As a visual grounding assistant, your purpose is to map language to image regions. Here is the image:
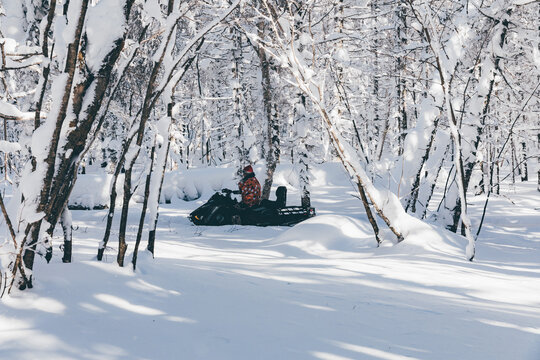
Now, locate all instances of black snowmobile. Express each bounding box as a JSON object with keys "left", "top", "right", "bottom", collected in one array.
[{"left": 189, "top": 186, "right": 315, "bottom": 226}]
